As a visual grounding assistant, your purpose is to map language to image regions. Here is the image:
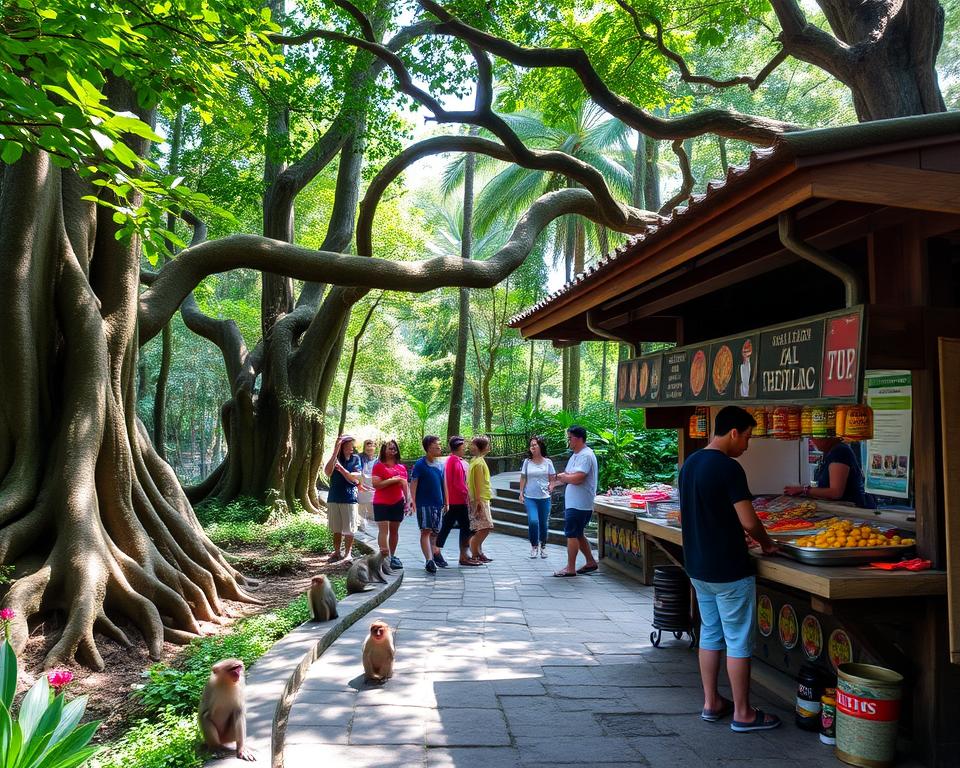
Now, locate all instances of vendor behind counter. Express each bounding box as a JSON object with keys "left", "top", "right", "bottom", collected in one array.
[{"left": 784, "top": 437, "right": 876, "bottom": 509}]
